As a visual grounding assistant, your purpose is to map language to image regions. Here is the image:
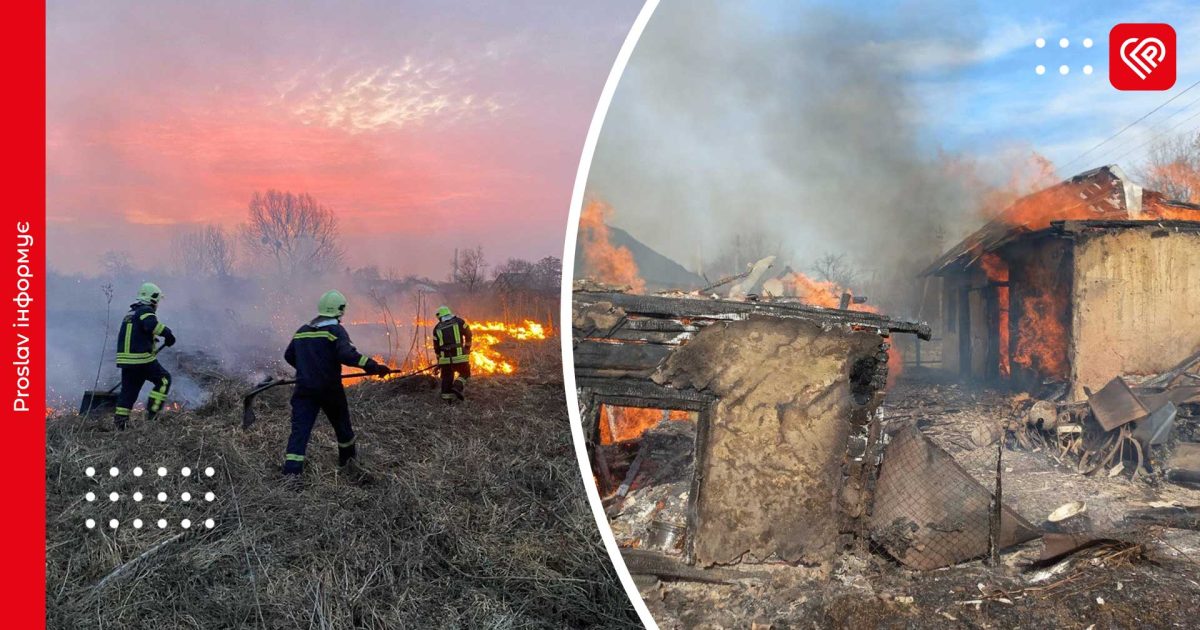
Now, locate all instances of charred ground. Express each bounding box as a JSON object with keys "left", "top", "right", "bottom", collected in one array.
[{"left": 45, "top": 349, "right": 639, "bottom": 629}]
